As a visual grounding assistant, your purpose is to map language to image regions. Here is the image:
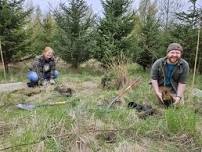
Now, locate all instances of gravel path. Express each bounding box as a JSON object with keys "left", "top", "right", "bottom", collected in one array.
[{"left": 0, "top": 82, "right": 27, "bottom": 93}]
